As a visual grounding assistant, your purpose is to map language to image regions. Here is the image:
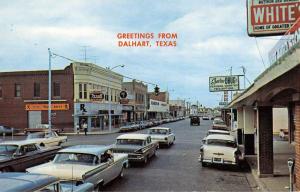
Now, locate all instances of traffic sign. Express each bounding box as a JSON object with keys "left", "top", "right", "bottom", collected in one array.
[{"left": 120, "top": 91, "right": 127, "bottom": 99}]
